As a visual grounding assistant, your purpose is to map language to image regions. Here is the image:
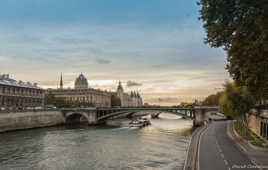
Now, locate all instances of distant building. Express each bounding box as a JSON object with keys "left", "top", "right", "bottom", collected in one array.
[
  {"left": 0, "top": 74, "right": 44, "bottom": 109},
  {"left": 46, "top": 74, "right": 143, "bottom": 108},
  {"left": 46, "top": 73, "right": 111, "bottom": 107},
  {"left": 116, "top": 81, "right": 143, "bottom": 107}
]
